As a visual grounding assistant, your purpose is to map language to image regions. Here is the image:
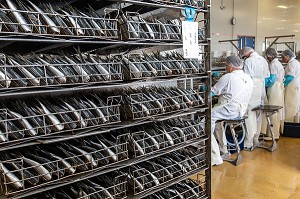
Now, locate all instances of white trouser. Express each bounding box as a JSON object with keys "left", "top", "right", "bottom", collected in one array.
[
  {"left": 214, "top": 122, "right": 227, "bottom": 154},
  {"left": 211, "top": 106, "right": 240, "bottom": 165},
  {"left": 244, "top": 109, "right": 262, "bottom": 148},
  {"left": 244, "top": 78, "right": 264, "bottom": 148}
]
